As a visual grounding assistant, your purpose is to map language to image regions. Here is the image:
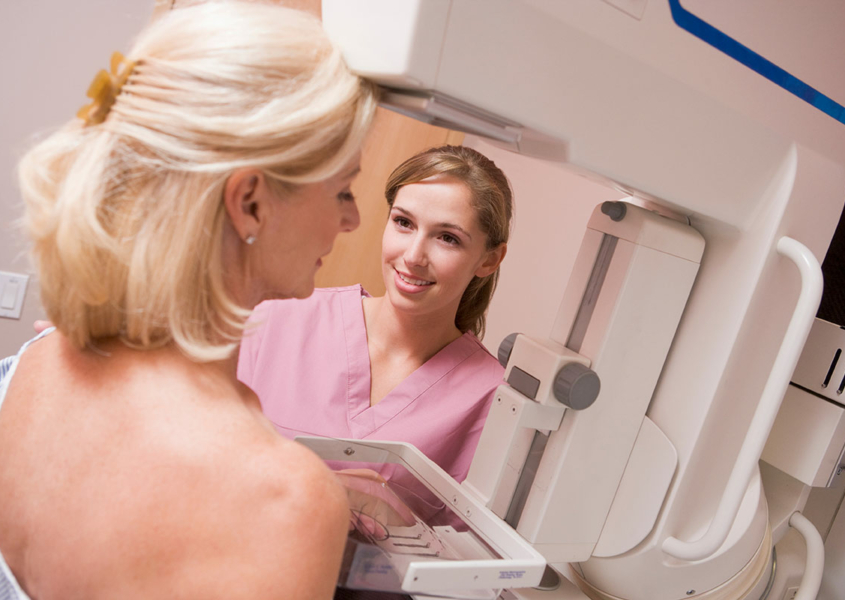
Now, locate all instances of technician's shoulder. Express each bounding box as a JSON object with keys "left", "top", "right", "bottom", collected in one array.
[
  {"left": 464, "top": 333, "right": 506, "bottom": 378},
  {"left": 438, "top": 333, "right": 505, "bottom": 406},
  {"left": 314, "top": 284, "right": 370, "bottom": 305}
]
